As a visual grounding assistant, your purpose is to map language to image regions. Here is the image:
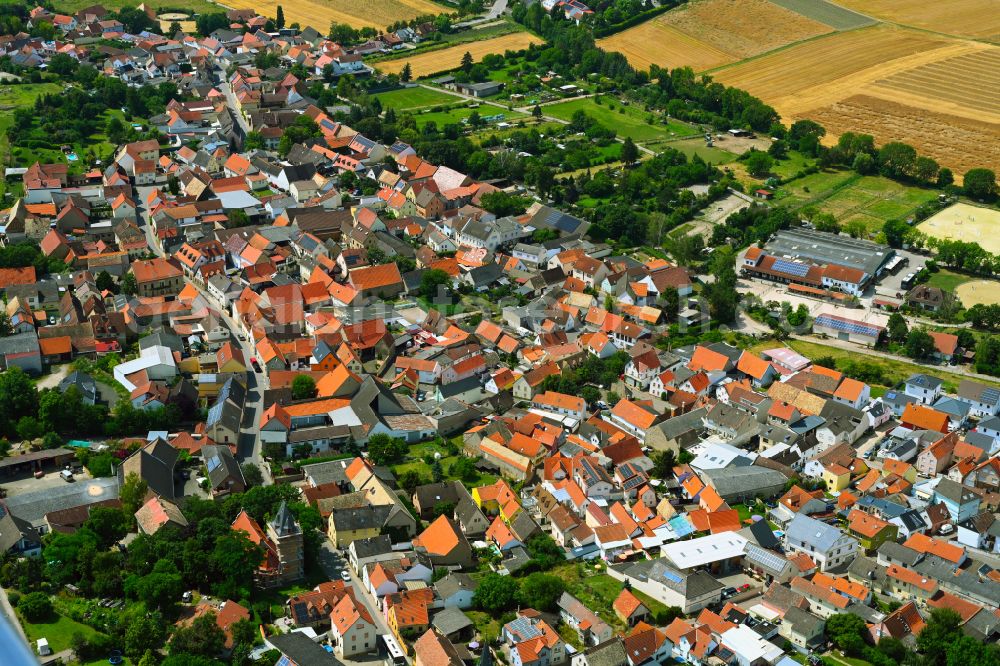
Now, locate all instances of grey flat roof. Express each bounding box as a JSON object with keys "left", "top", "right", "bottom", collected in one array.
[{"left": 764, "top": 228, "right": 893, "bottom": 276}]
